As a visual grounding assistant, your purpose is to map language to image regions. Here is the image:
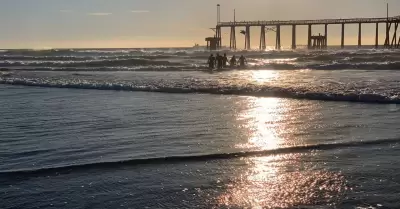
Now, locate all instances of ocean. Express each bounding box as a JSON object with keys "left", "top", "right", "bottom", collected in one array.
[{"left": 1, "top": 47, "right": 400, "bottom": 209}]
